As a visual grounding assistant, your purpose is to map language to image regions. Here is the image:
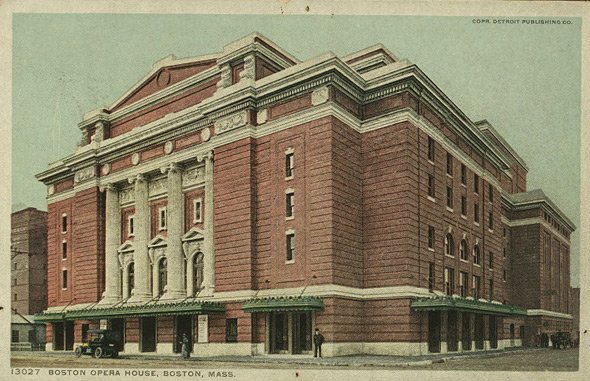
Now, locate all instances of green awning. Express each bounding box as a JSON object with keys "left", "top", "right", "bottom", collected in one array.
[
  {"left": 34, "top": 300, "right": 225, "bottom": 322},
  {"left": 242, "top": 296, "right": 324, "bottom": 313},
  {"left": 411, "top": 296, "right": 527, "bottom": 316}
]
